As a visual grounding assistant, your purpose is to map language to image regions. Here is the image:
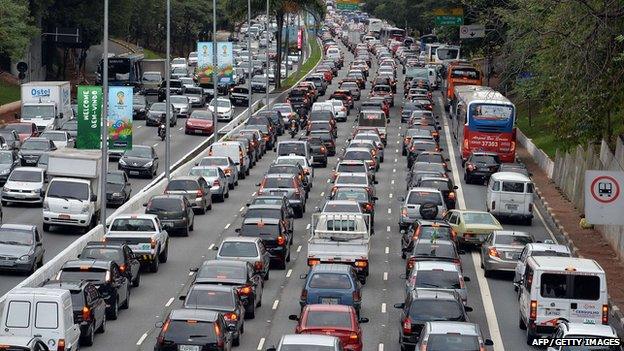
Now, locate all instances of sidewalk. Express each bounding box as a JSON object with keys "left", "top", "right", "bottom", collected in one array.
[{"left": 516, "top": 145, "right": 624, "bottom": 310}]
